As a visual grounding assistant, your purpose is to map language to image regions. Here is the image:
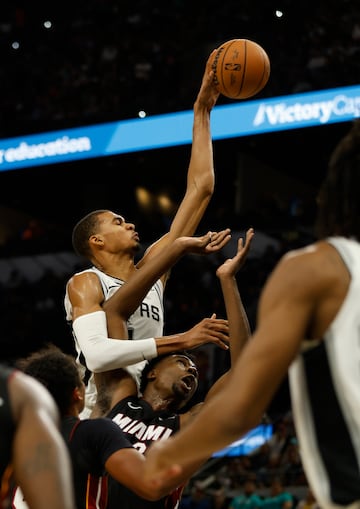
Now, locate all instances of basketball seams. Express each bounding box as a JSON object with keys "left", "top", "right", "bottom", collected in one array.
[
  {"left": 248, "top": 48, "right": 268, "bottom": 98},
  {"left": 258, "top": 48, "right": 270, "bottom": 94},
  {"left": 220, "top": 40, "right": 236, "bottom": 97},
  {"left": 221, "top": 39, "right": 246, "bottom": 99},
  {"left": 238, "top": 40, "right": 247, "bottom": 98},
  {"left": 211, "top": 38, "right": 270, "bottom": 100}
]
